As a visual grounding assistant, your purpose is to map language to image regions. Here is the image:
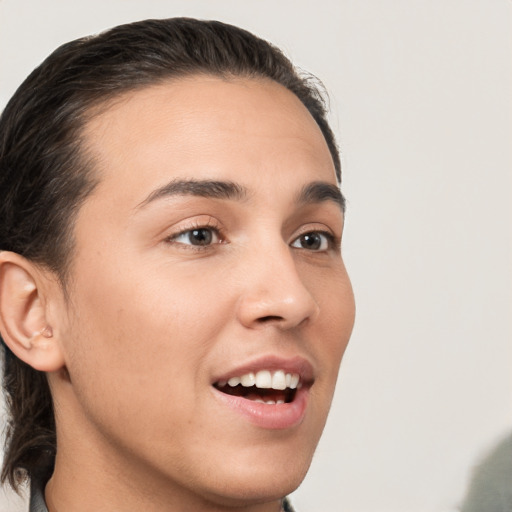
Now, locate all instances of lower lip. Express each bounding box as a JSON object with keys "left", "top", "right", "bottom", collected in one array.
[{"left": 211, "top": 386, "right": 310, "bottom": 430}]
